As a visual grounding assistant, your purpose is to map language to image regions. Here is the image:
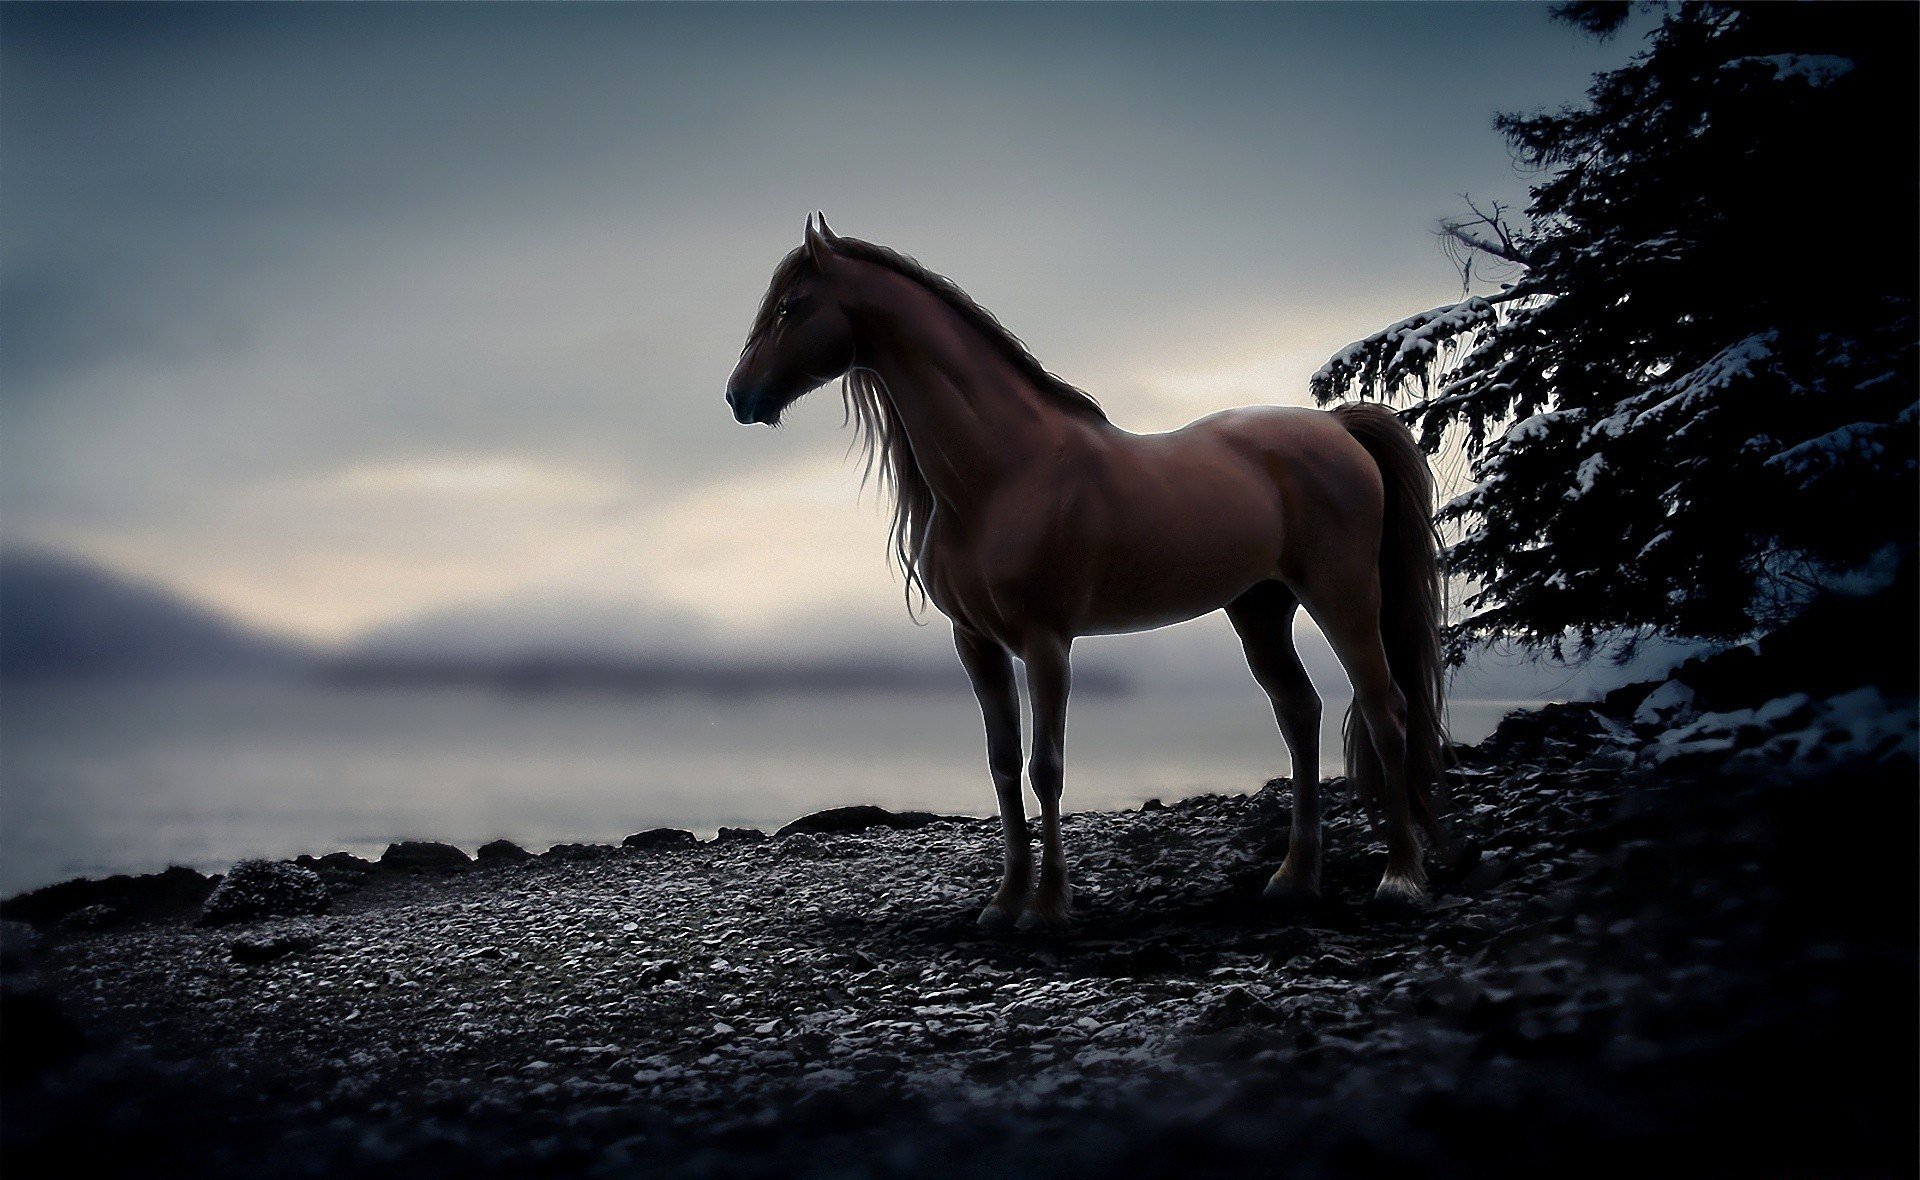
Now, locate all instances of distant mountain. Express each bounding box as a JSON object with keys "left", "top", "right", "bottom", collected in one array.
[
  {"left": 343, "top": 586, "right": 1694, "bottom": 702},
  {"left": 0, "top": 547, "right": 1689, "bottom": 697},
  {"left": 0, "top": 549, "right": 312, "bottom": 680},
  {"left": 345, "top": 592, "right": 715, "bottom": 664},
  {"left": 319, "top": 653, "right": 1130, "bottom": 697},
  {"left": 337, "top": 590, "right": 1132, "bottom": 696}
]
